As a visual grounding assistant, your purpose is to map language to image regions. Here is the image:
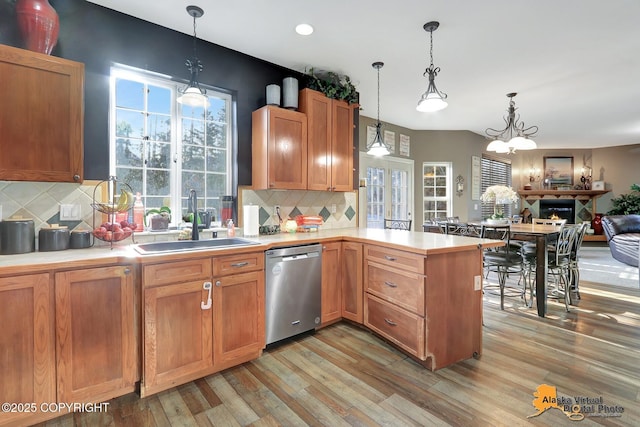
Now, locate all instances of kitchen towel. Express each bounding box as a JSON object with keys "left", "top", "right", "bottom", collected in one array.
[{"left": 243, "top": 205, "right": 259, "bottom": 237}]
